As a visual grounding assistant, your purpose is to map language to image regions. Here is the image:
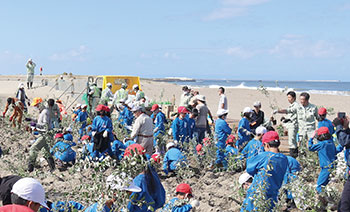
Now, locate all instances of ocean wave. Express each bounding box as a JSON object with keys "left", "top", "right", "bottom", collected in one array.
[
  {"left": 307, "top": 90, "right": 350, "bottom": 96},
  {"left": 207, "top": 82, "right": 288, "bottom": 92}
]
